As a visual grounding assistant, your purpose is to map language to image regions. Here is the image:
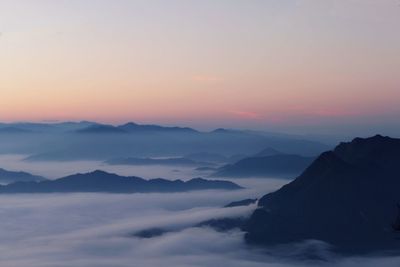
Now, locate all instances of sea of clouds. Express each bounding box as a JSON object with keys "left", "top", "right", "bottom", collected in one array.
[{"left": 0, "top": 177, "right": 399, "bottom": 267}]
